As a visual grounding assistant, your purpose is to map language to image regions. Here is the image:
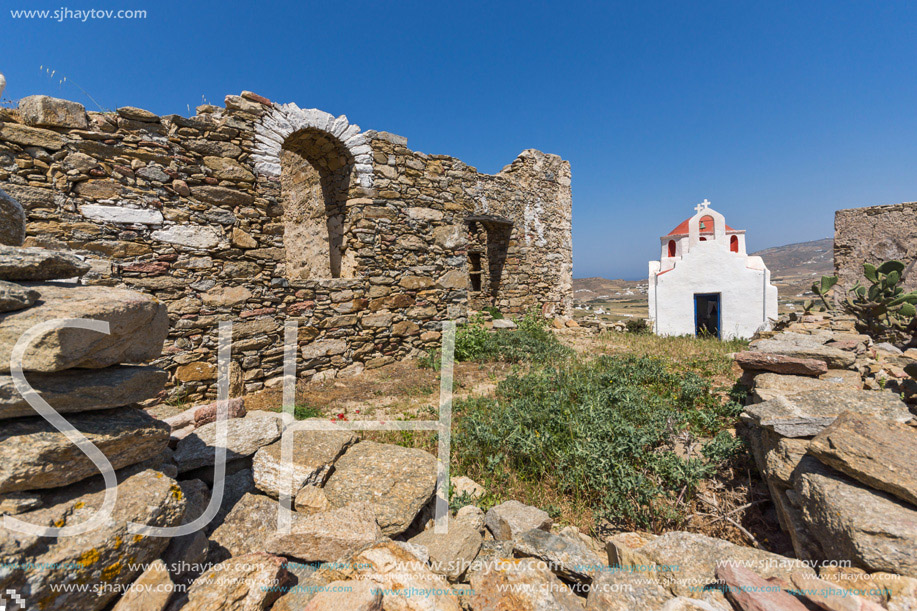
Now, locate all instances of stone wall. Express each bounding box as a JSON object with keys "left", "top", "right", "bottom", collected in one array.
[
  {"left": 0, "top": 92, "right": 572, "bottom": 401},
  {"left": 835, "top": 201, "right": 917, "bottom": 292}
]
